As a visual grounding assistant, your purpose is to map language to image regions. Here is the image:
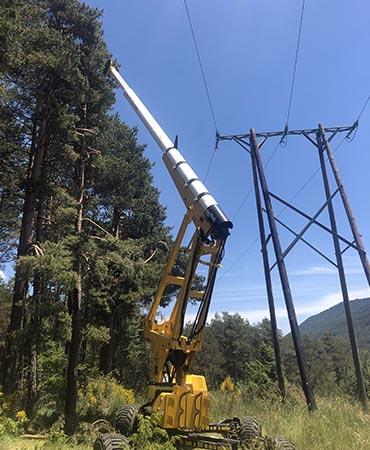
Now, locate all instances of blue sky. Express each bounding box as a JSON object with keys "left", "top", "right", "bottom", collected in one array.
[{"left": 6, "top": 0, "right": 368, "bottom": 333}]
